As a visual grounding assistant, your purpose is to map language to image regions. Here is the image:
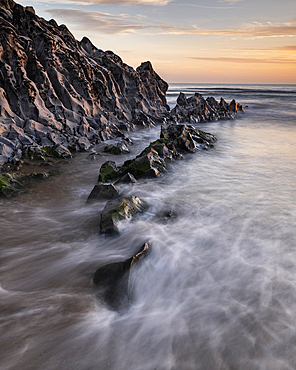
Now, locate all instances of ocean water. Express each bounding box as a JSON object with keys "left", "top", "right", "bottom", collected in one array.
[{"left": 1, "top": 84, "right": 296, "bottom": 369}]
